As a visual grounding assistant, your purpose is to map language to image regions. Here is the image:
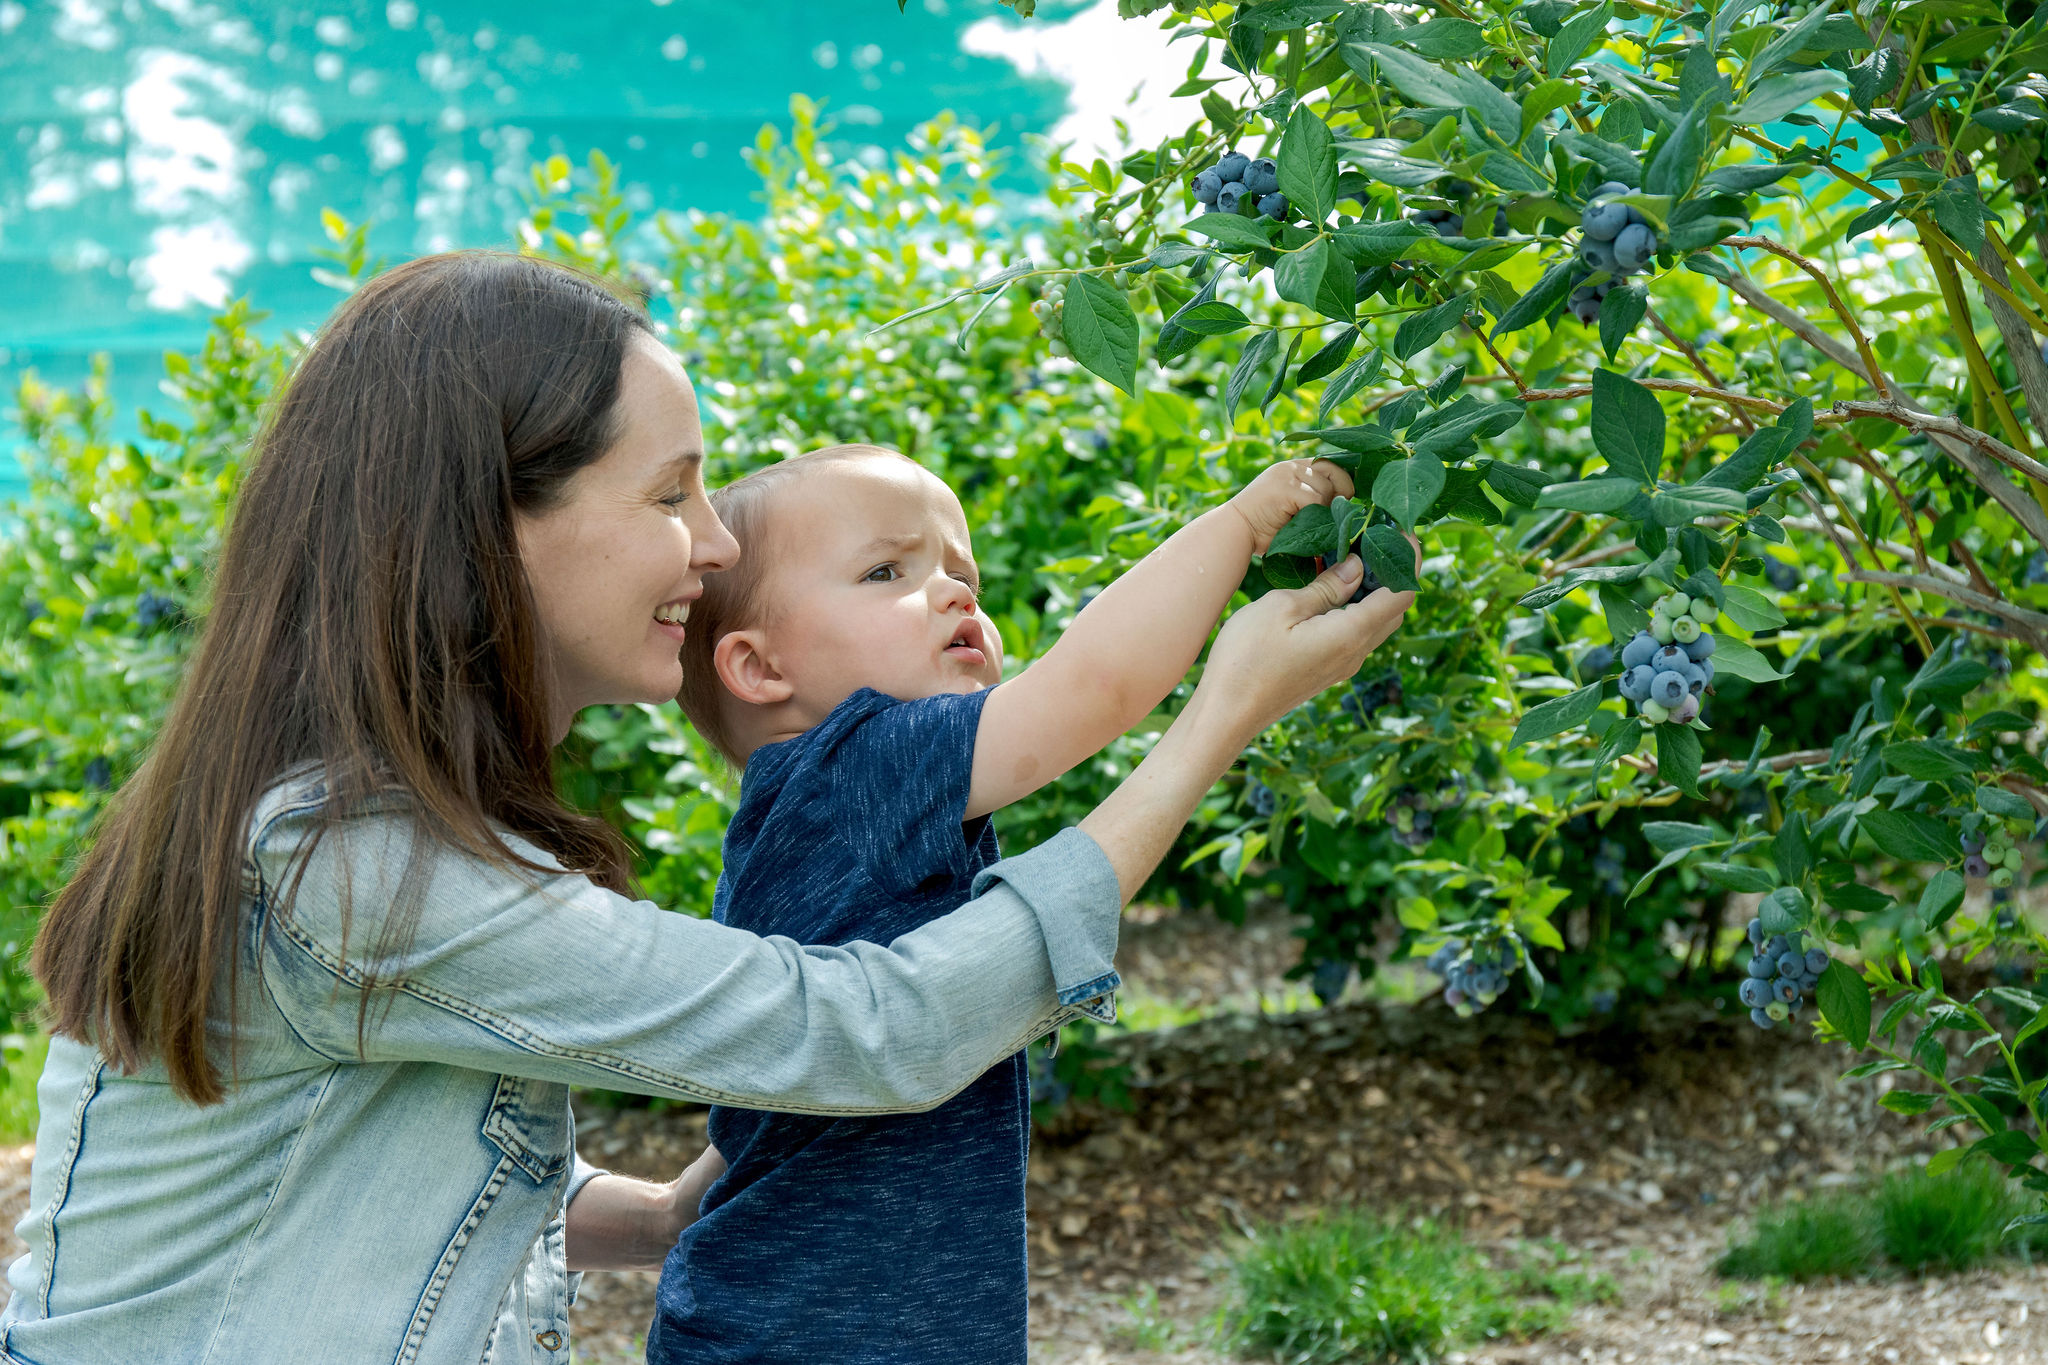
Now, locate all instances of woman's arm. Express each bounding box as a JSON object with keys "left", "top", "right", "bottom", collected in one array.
[
  {"left": 564, "top": 1145, "right": 725, "bottom": 1272},
  {"left": 252, "top": 557, "right": 1409, "bottom": 1118}
]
